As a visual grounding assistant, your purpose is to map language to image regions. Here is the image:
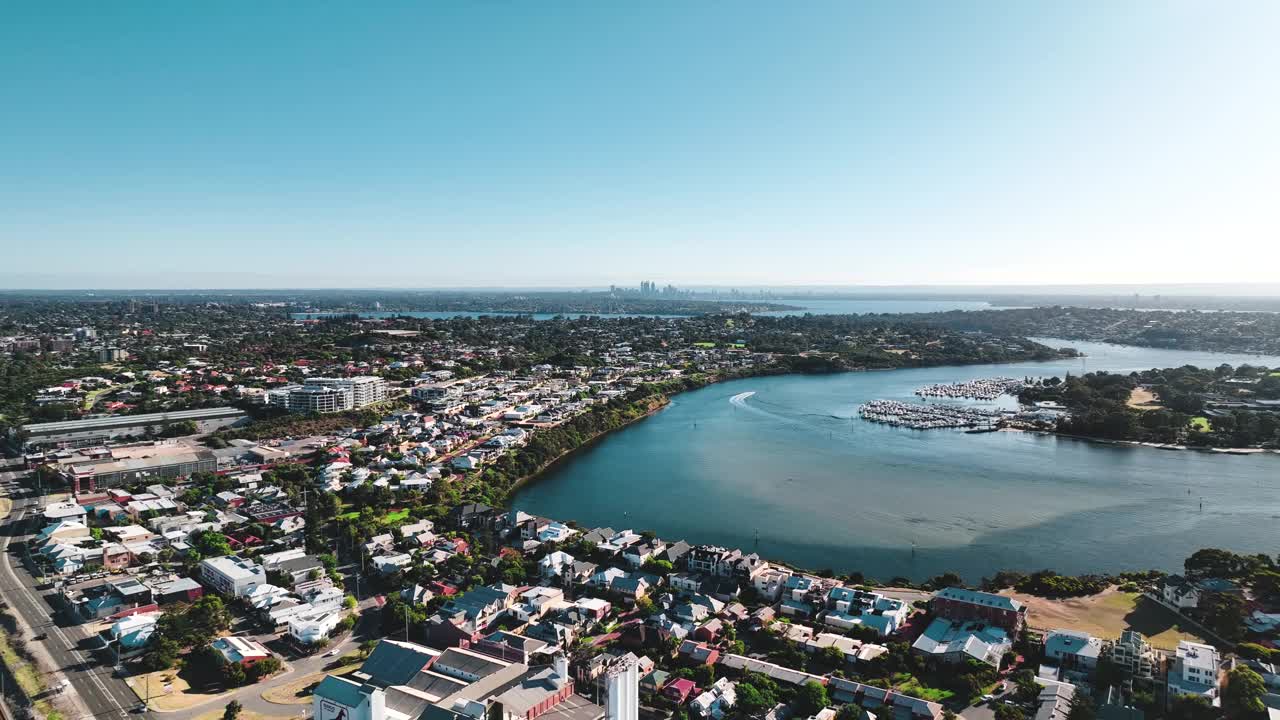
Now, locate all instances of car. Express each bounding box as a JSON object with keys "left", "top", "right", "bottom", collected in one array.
[
  {"left": 32, "top": 633, "right": 48, "bottom": 641},
  {"left": 324, "top": 648, "right": 340, "bottom": 657},
  {"left": 979, "top": 695, "right": 995, "bottom": 704}
]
